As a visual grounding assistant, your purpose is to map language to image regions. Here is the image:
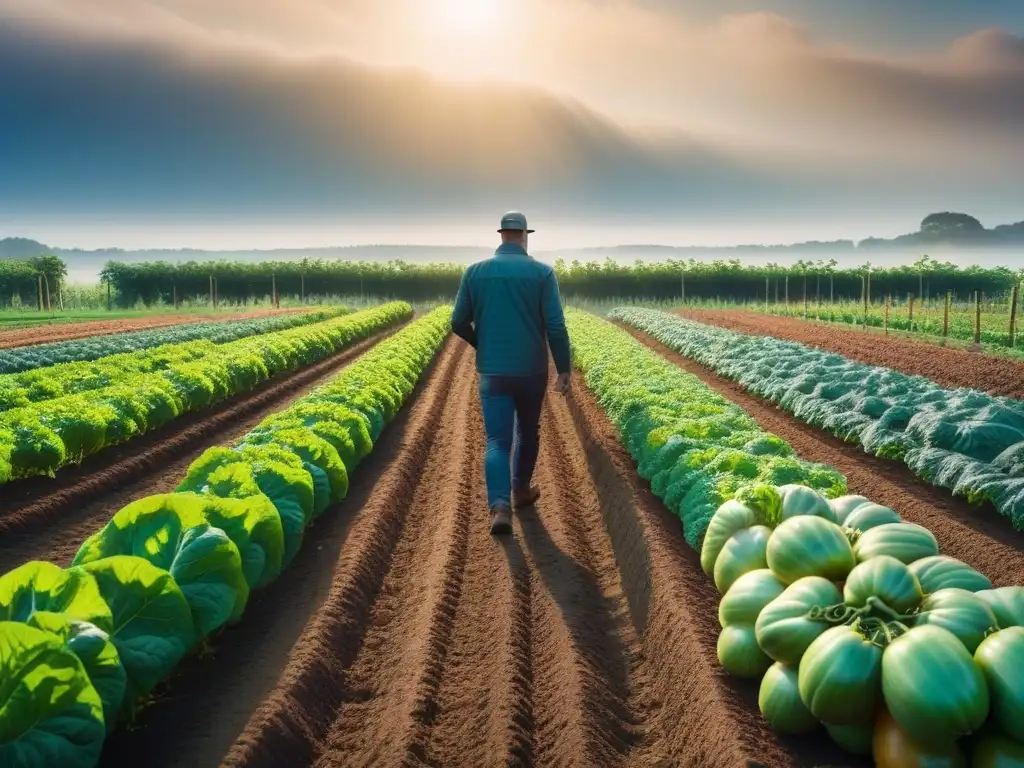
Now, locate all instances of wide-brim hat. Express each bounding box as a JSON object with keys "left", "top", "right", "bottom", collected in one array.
[{"left": 498, "top": 211, "right": 535, "bottom": 233}]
